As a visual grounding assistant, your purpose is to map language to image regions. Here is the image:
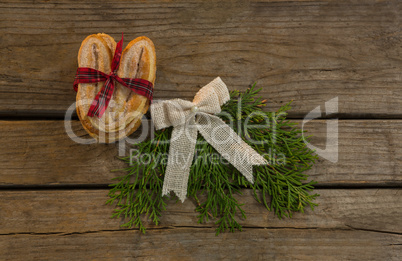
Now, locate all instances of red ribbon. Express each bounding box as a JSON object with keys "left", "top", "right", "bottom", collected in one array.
[{"left": 73, "top": 33, "right": 153, "bottom": 118}]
